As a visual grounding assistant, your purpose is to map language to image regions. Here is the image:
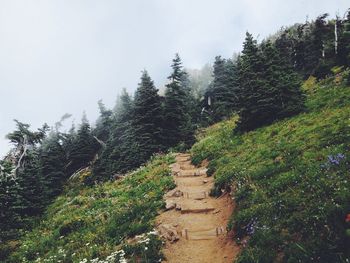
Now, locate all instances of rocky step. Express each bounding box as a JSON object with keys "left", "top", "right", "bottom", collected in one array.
[
  {"left": 176, "top": 153, "right": 191, "bottom": 157},
  {"left": 175, "top": 179, "right": 213, "bottom": 187},
  {"left": 181, "top": 226, "right": 226, "bottom": 240},
  {"left": 178, "top": 169, "right": 208, "bottom": 177},
  {"left": 165, "top": 189, "right": 209, "bottom": 200},
  {"left": 182, "top": 191, "right": 209, "bottom": 200},
  {"left": 180, "top": 164, "right": 196, "bottom": 170},
  {"left": 180, "top": 203, "right": 215, "bottom": 214},
  {"left": 176, "top": 155, "right": 191, "bottom": 161}
]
